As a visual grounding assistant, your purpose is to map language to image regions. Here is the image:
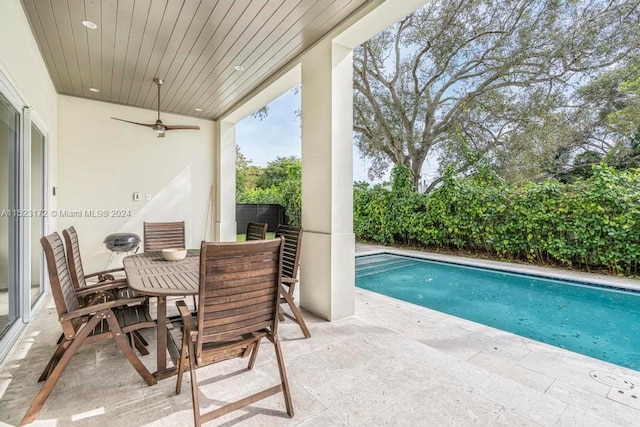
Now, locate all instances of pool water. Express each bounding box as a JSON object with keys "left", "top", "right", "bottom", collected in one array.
[{"left": 356, "top": 253, "right": 640, "bottom": 371}]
